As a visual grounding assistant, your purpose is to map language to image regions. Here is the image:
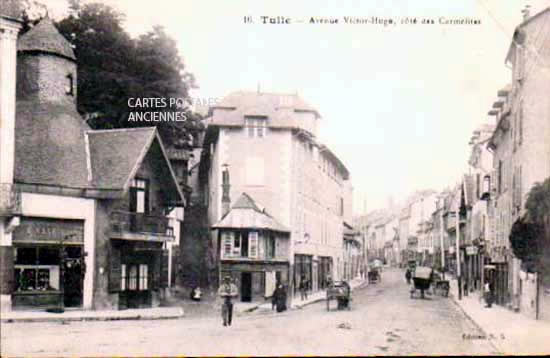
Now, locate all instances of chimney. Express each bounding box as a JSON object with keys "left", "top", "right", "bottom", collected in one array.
[
  {"left": 521, "top": 5, "right": 531, "bottom": 21},
  {"left": 221, "top": 164, "right": 231, "bottom": 217}
]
